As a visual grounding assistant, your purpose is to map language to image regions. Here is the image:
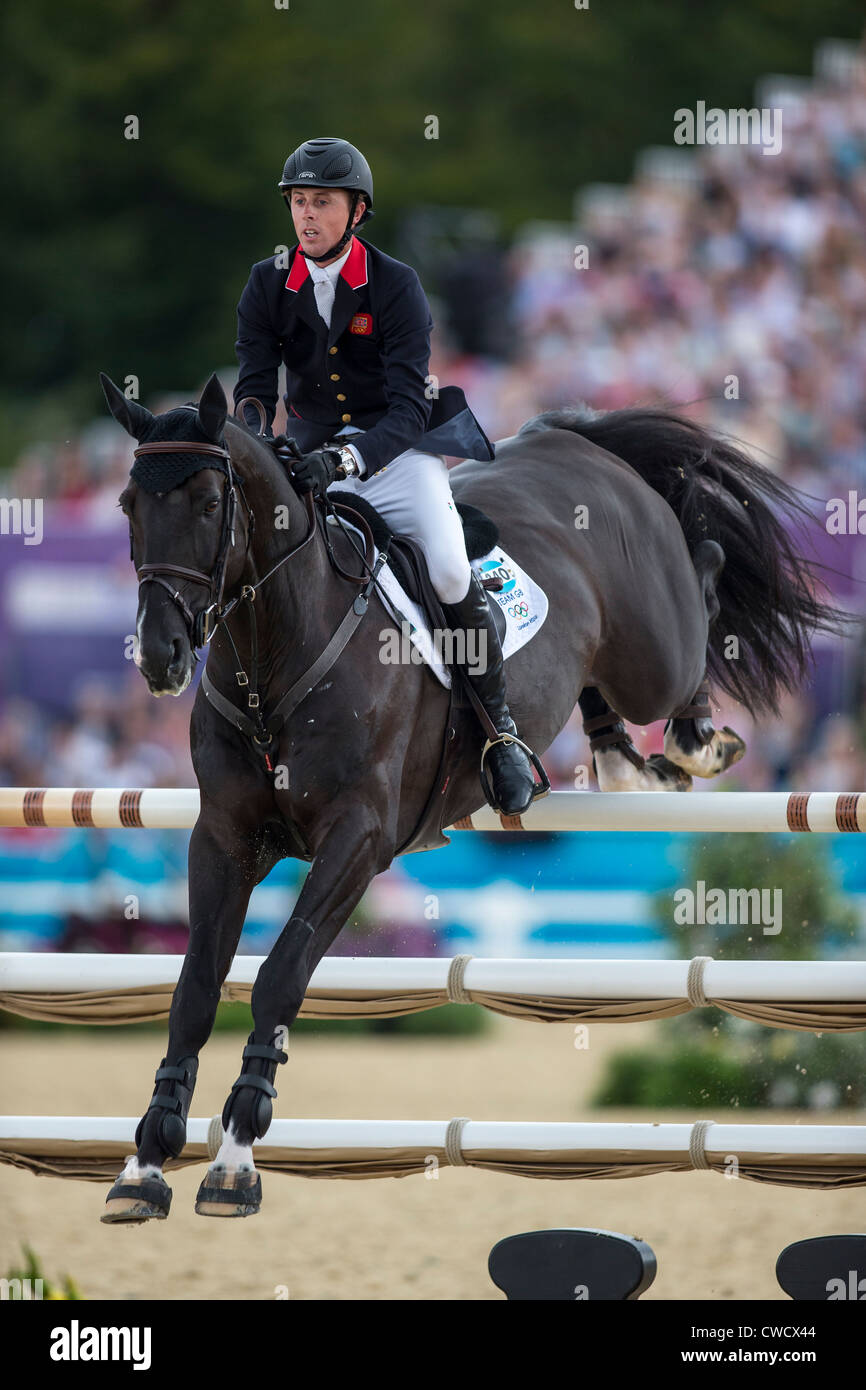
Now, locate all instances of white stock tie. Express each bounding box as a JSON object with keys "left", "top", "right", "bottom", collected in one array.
[{"left": 313, "top": 275, "right": 336, "bottom": 329}]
